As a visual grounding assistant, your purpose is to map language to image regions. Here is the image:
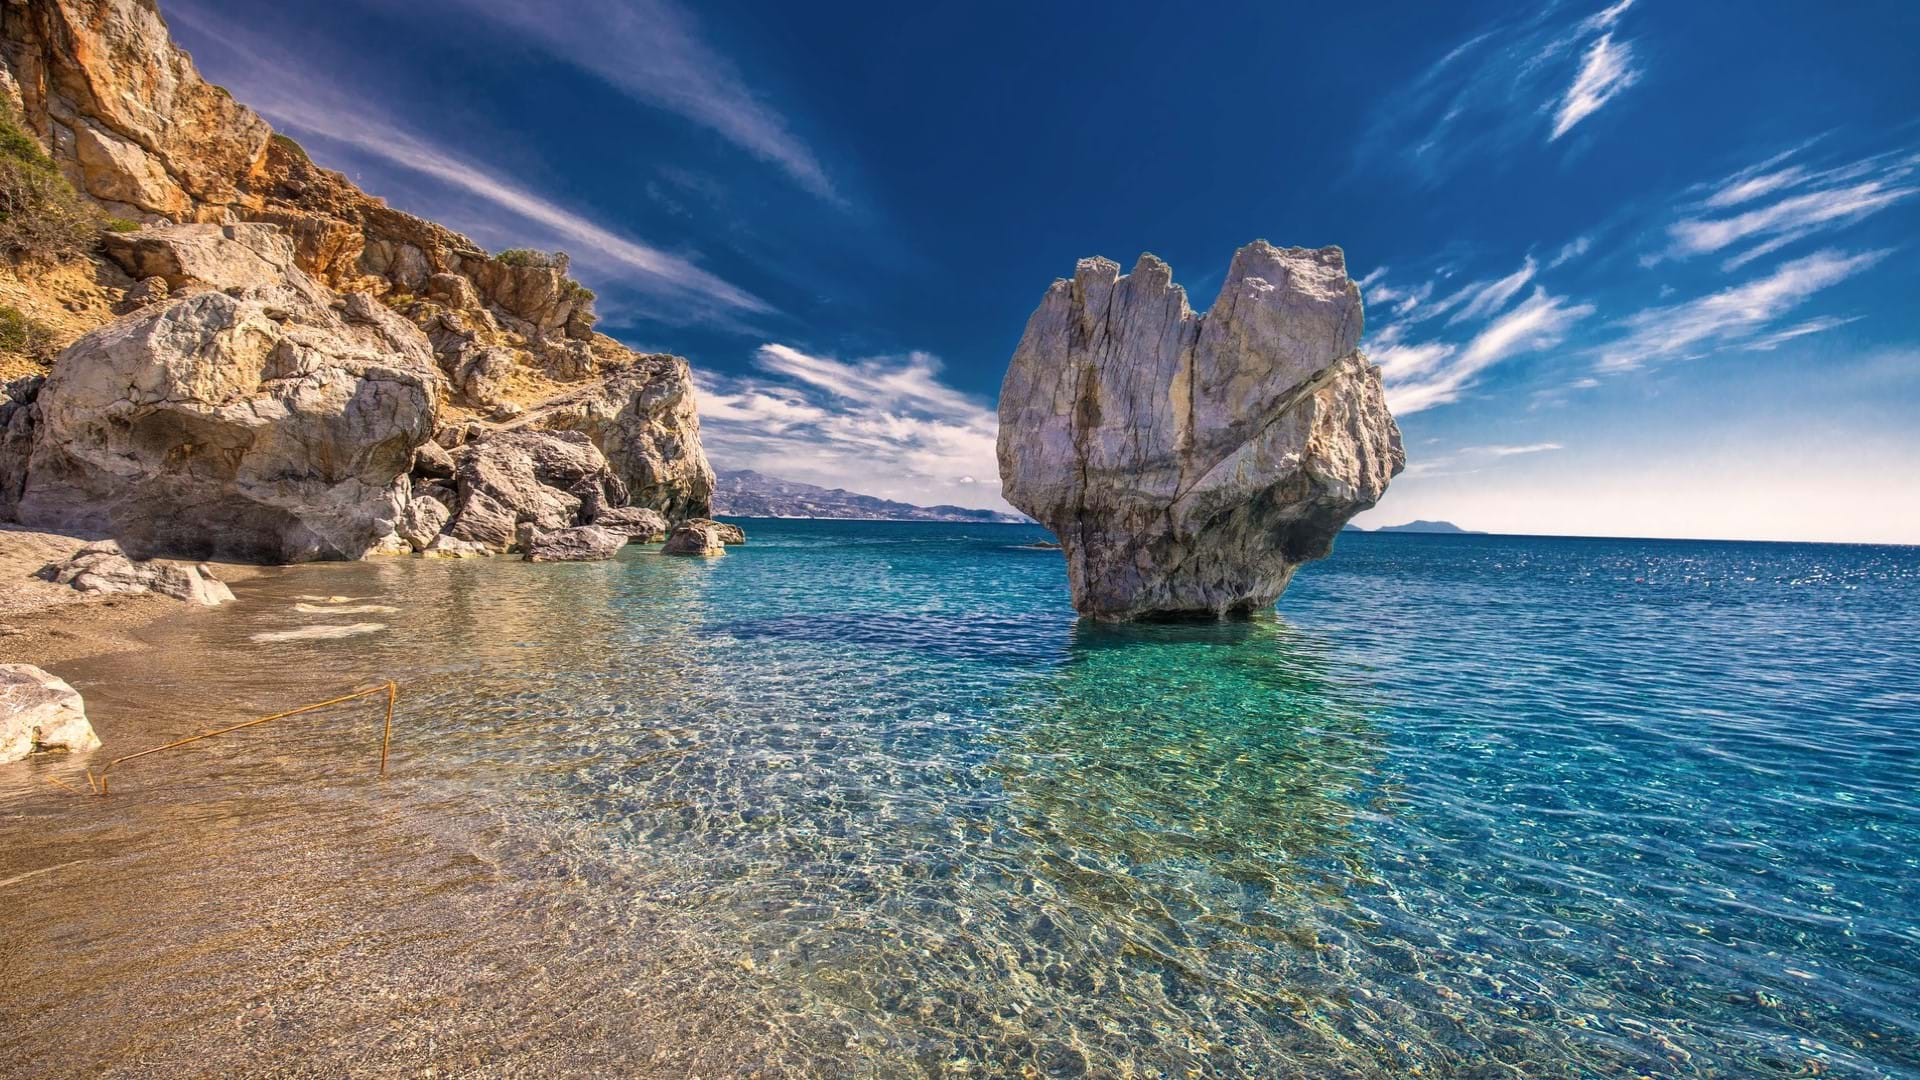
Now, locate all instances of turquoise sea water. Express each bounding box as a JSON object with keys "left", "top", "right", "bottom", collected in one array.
[{"left": 10, "top": 519, "right": 1920, "bottom": 1076}]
